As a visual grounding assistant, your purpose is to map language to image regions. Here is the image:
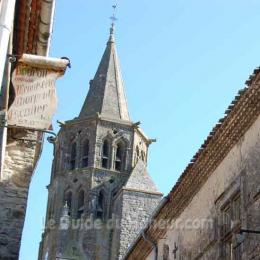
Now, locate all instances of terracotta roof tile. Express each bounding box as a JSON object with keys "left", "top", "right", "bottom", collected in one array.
[{"left": 125, "top": 67, "right": 260, "bottom": 260}]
